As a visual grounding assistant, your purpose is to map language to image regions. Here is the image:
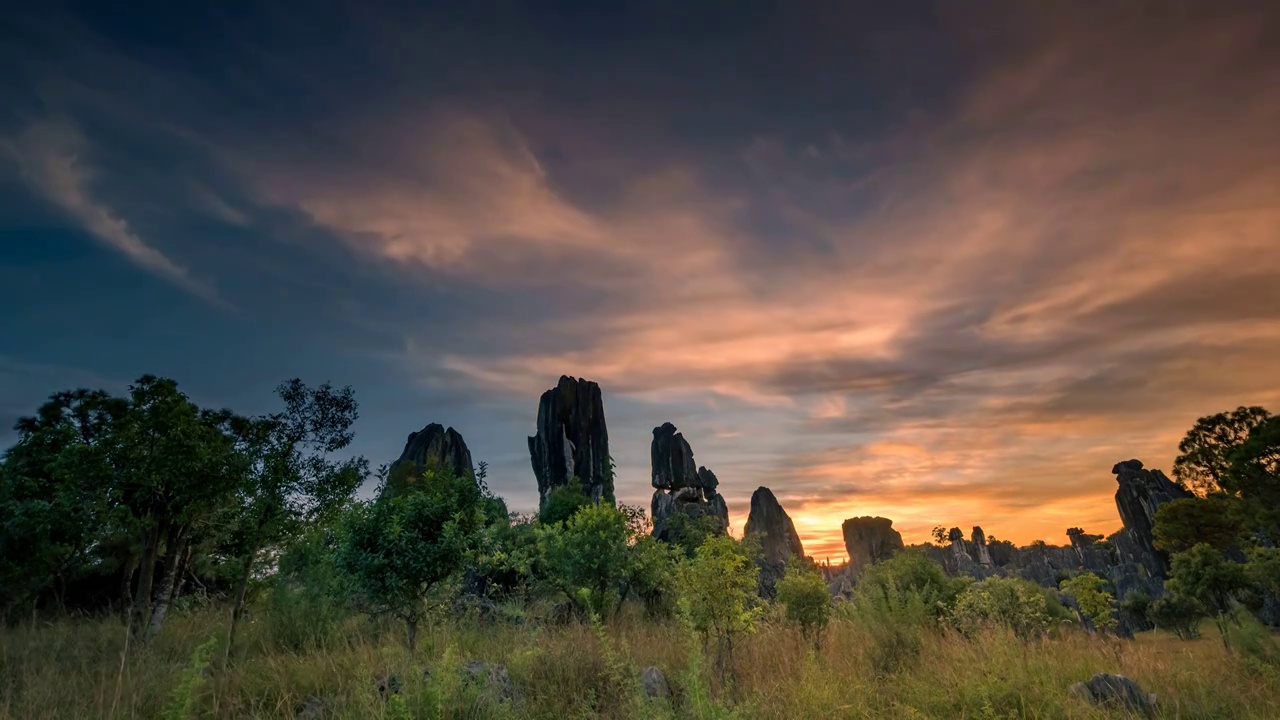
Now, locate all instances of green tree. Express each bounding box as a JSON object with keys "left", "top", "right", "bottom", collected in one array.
[
  {"left": 105, "top": 376, "right": 242, "bottom": 640},
  {"left": 1153, "top": 496, "right": 1249, "bottom": 555},
  {"left": 1147, "top": 592, "right": 1205, "bottom": 640},
  {"left": 624, "top": 534, "right": 678, "bottom": 618},
  {"left": 538, "top": 502, "right": 633, "bottom": 619},
  {"left": 1174, "top": 406, "right": 1270, "bottom": 495},
  {"left": 538, "top": 476, "right": 593, "bottom": 526},
  {"left": 1060, "top": 573, "right": 1116, "bottom": 632},
  {"left": 0, "top": 389, "right": 125, "bottom": 615},
  {"left": 676, "top": 535, "right": 762, "bottom": 685},
  {"left": 775, "top": 560, "right": 831, "bottom": 650},
  {"left": 221, "top": 380, "right": 367, "bottom": 664},
  {"left": 1224, "top": 415, "right": 1280, "bottom": 535},
  {"left": 663, "top": 512, "right": 723, "bottom": 559},
  {"left": 1165, "top": 543, "right": 1251, "bottom": 650},
  {"left": 336, "top": 466, "right": 486, "bottom": 652}
]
